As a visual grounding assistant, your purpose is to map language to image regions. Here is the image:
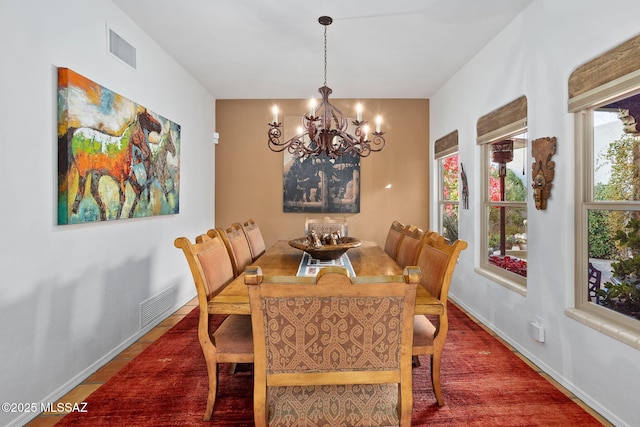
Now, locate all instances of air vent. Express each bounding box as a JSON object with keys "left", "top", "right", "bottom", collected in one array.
[
  {"left": 140, "top": 287, "right": 175, "bottom": 328},
  {"left": 109, "top": 28, "right": 137, "bottom": 69}
]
